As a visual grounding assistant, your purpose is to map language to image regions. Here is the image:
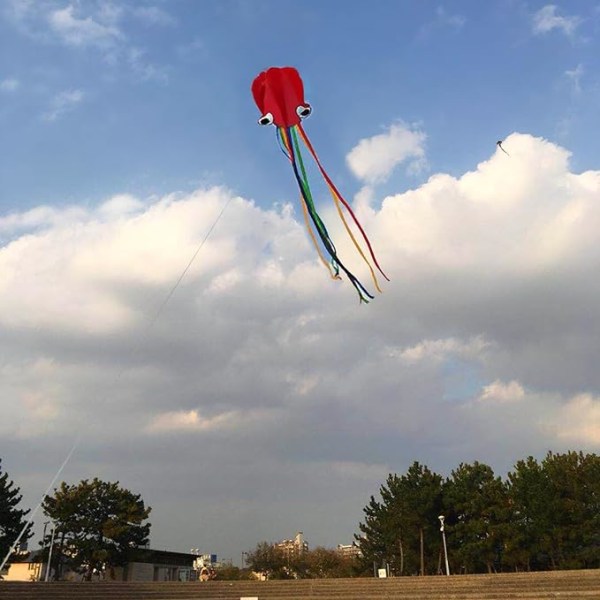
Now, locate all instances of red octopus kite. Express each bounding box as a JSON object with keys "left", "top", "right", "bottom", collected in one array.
[{"left": 251, "top": 66, "right": 388, "bottom": 303}]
